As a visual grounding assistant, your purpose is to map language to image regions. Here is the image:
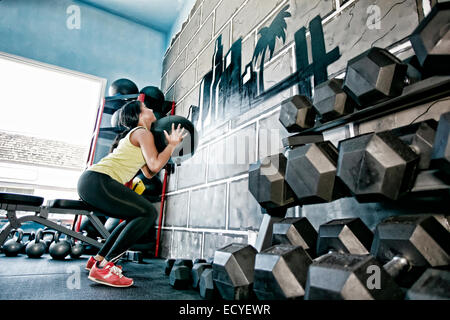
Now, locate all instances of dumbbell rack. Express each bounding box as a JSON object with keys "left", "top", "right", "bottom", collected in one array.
[
  {"left": 282, "top": 75, "right": 450, "bottom": 195},
  {"left": 286, "top": 75, "right": 450, "bottom": 139}
]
